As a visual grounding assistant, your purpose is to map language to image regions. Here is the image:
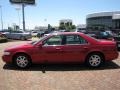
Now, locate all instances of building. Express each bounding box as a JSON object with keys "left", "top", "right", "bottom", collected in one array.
[
  {"left": 86, "top": 11, "right": 120, "bottom": 32},
  {"left": 59, "top": 19, "right": 73, "bottom": 27},
  {"left": 59, "top": 19, "right": 75, "bottom": 31}
]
